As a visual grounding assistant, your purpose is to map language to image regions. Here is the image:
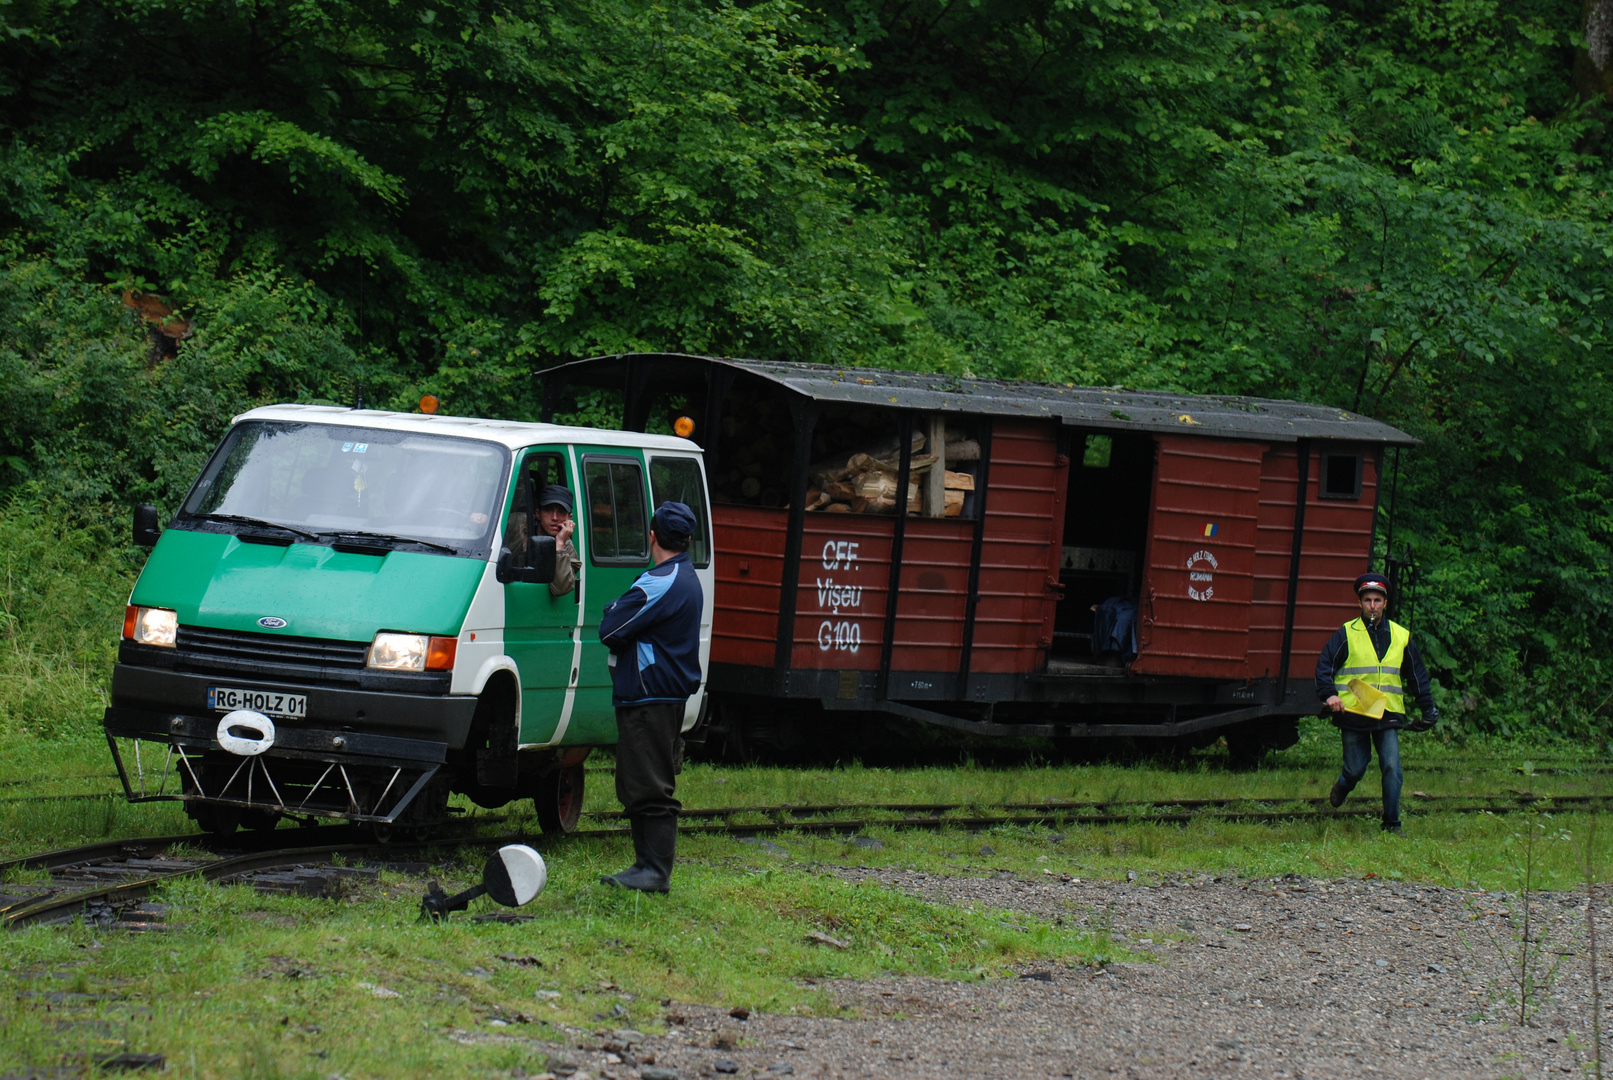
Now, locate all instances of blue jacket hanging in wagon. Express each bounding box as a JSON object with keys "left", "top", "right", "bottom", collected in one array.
[{"left": 1091, "top": 596, "right": 1138, "bottom": 663}]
